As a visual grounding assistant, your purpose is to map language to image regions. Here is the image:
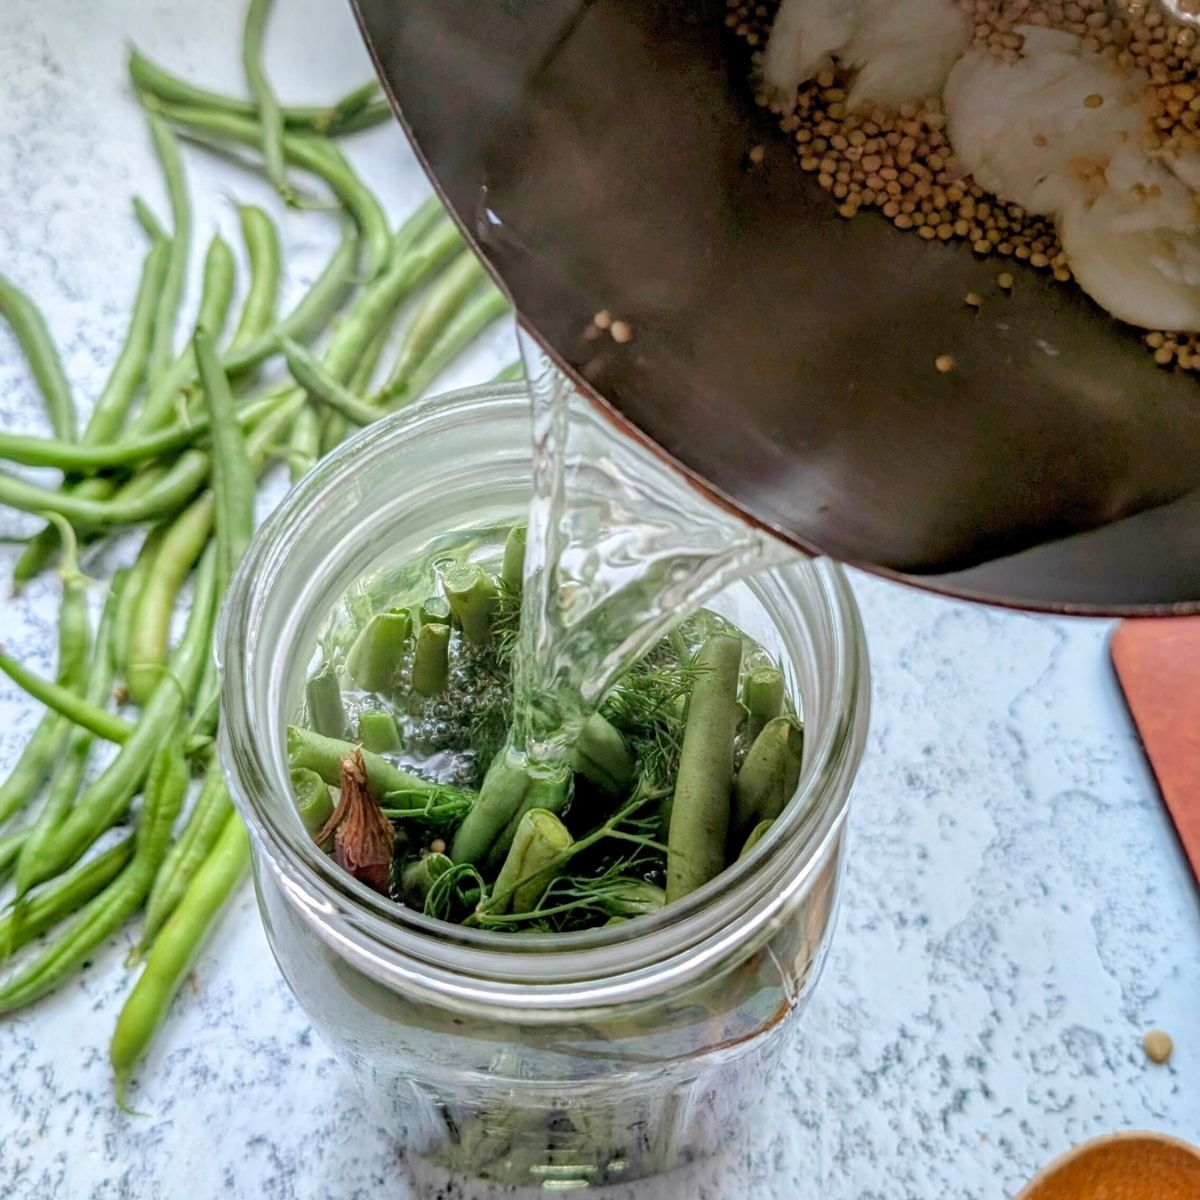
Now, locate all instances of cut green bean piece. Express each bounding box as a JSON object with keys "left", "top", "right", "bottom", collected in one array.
[
  {"left": 305, "top": 666, "right": 346, "bottom": 738},
  {"left": 731, "top": 716, "right": 804, "bottom": 845},
  {"left": 501, "top": 526, "right": 526, "bottom": 592},
  {"left": 666, "top": 634, "right": 742, "bottom": 902},
  {"left": 286, "top": 726, "right": 455, "bottom": 802},
  {"left": 401, "top": 852, "right": 453, "bottom": 909},
  {"left": 411, "top": 622, "right": 450, "bottom": 698},
  {"left": 743, "top": 666, "right": 785, "bottom": 745},
  {"left": 345, "top": 608, "right": 412, "bottom": 694},
  {"left": 290, "top": 767, "right": 334, "bottom": 836},
  {"left": 359, "top": 710, "right": 402, "bottom": 754},
  {"left": 0, "top": 273, "right": 75, "bottom": 440},
  {"left": 491, "top": 809, "right": 573, "bottom": 916},
  {"left": 737, "top": 819, "right": 774, "bottom": 861},
  {"left": 443, "top": 562, "right": 498, "bottom": 644}
]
